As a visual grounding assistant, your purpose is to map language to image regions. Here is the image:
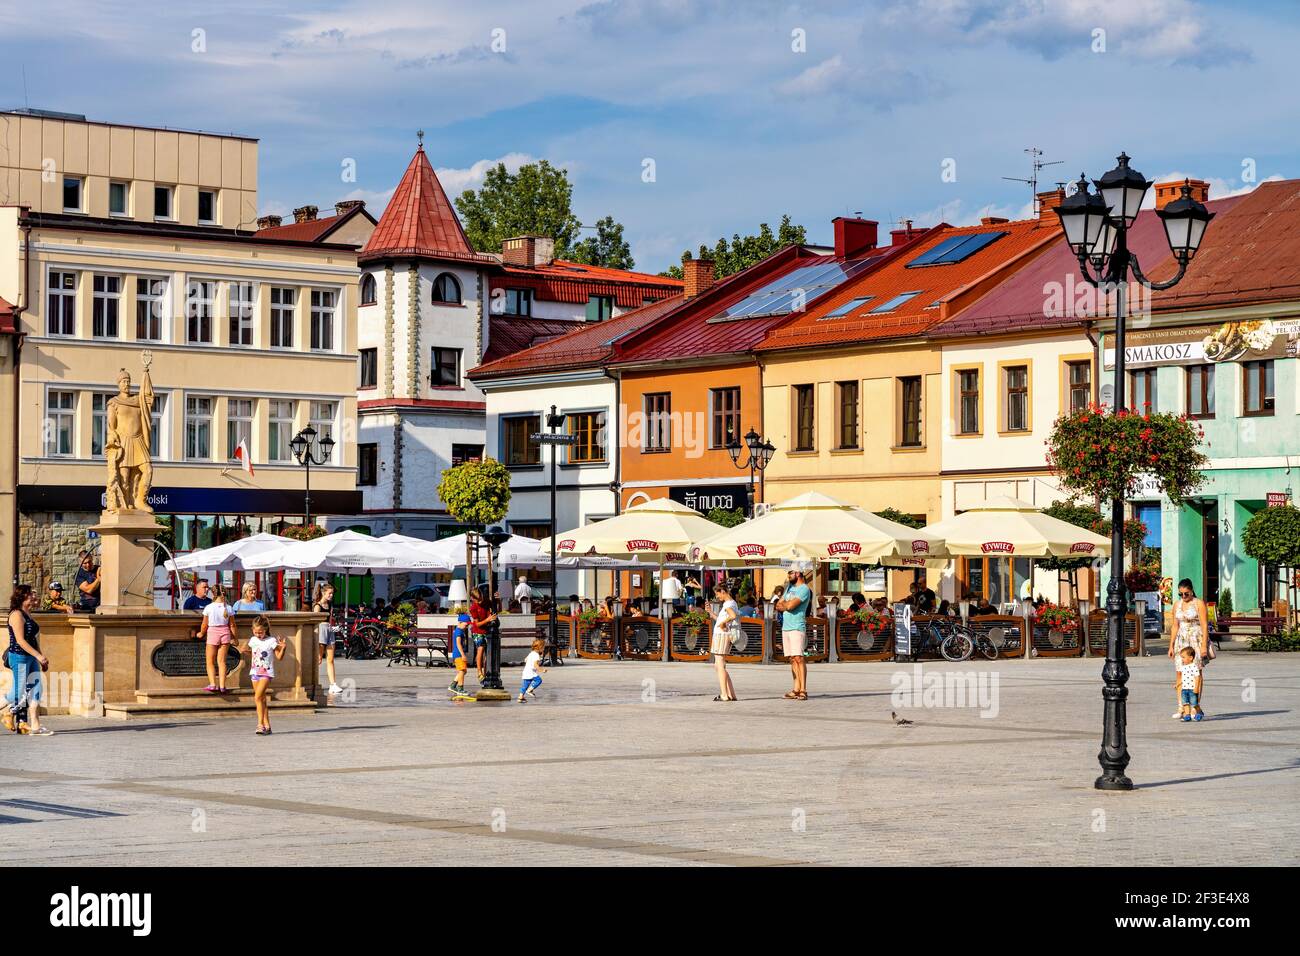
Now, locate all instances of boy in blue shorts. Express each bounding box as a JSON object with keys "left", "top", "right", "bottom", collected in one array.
[{"left": 449, "top": 611, "right": 472, "bottom": 697}]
